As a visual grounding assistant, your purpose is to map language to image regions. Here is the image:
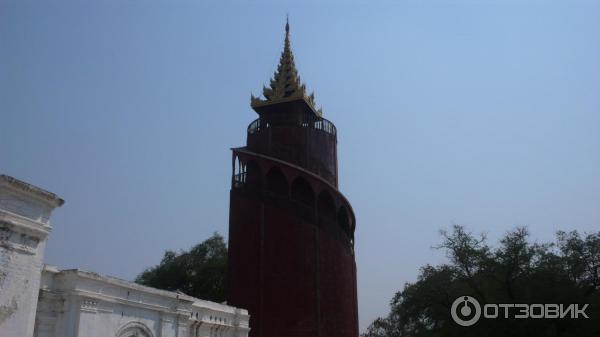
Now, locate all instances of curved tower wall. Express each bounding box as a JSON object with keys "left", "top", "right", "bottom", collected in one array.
[{"left": 228, "top": 147, "right": 357, "bottom": 337}]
